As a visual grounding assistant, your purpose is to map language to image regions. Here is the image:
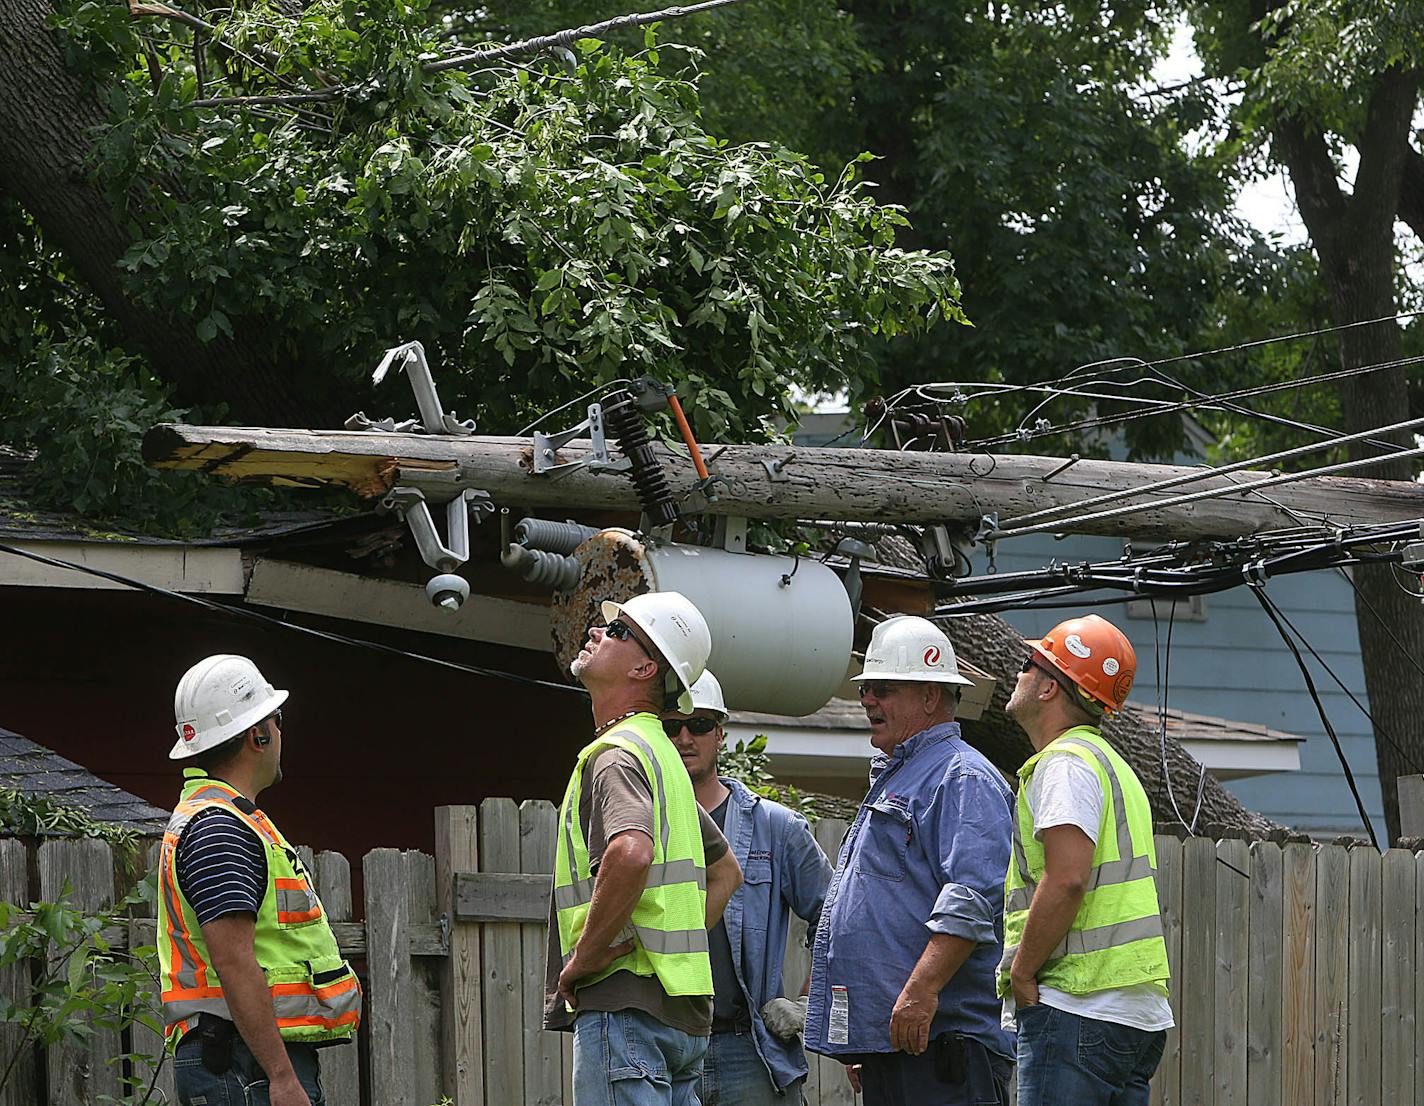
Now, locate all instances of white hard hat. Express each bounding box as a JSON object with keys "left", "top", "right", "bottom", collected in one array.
[
  {"left": 601, "top": 591, "right": 711, "bottom": 714},
  {"left": 171, "top": 655, "right": 288, "bottom": 760},
  {"left": 682, "top": 670, "right": 728, "bottom": 721},
  {"left": 858, "top": 616, "right": 973, "bottom": 687}
]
